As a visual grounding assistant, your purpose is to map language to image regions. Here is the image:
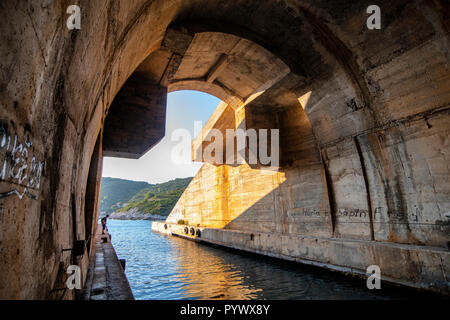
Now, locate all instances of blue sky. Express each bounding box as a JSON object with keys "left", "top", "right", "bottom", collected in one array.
[{"left": 102, "top": 90, "right": 220, "bottom": 184}]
